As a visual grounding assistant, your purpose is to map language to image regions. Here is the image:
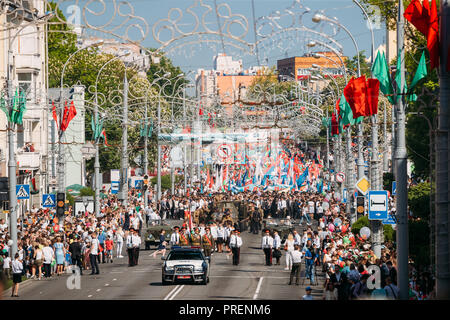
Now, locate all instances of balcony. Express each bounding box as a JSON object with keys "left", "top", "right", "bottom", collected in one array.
[{"left": 17, "top": 151, "right": 41, "bottom": 170}]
